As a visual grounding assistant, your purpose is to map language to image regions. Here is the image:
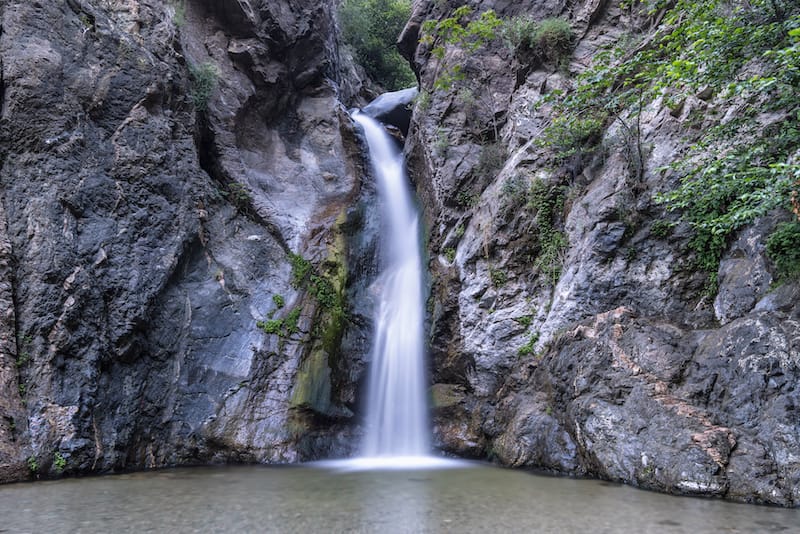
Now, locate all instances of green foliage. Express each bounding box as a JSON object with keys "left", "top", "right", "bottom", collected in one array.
[
  {"left": 189, "top": 62, "right": 219, "bottom": 111},
  {"left": 454, "top": 224, "right": 466, "bottom": 239},
  {"left": 501, "top": 173, "right": 530, "bottom": 207},
  {"left": 650, "top": 219, "right": 673, "bottom": 239},
  {"left": 518, "top": 331, "right": 540, "bottom": 357},
  {"left": 224, "top": 182, "right": 252, "bottom": 213},
  {"left": 501, "top": 16, "right": 538, "bottom": 51},
  {"left": 15, "top": 352, "right": 30, "bottom": 368},
  {"left": 53, "top": 452, "right": 67, "bottom": 473},
  {"left": 289, "top": 253, "right": 312, "bottom": 288},
  {"left": 27, "top": 456, "right": 38, "bottom": 474},
  {"left": 257, "top": 318, "right": 284, "bottom": 335},
  {"left": 529, "top": 180, "right": 568, "bottom": 285},
  {"left": 457, "top": 189, "right": 478, "bottom": 208},
  {"left": 514, "top": 314, "right": 533, "bottom": 327},
  {"left": 420, "top": 7, "right": 503, "bottom": 91},
  {"left": 309, "top": 274, "right": 340, "bottom": 311},
  {"left": 257, "top": 308, "right": 301, "bottom": 338},
  {"left": 489, "top": 267, "right": 507, "bottom": 287},
  {"left": 544, "top": 0, "right": 799, "bottom": 290},
  {"left": 444, "top": 247, "right": 456, "bottom": 263},
  {"left": 272, "top": 294, "right": 286, "bottom": 309},
  {"left": 504, "top": 17, "right": 573, "bottom": 65},
  {"left": 537, "top": 115, "right": 604, "bottom": 164},
  {"left": 659, "top": 154, "right": 800, "bottom": 282},
  {"left": 339, "top": 0, "right": 416, "bottom": 90},
  {"left": 278, "top": 252, "right": 347, "bottom": 354},
  {"left": 766, "top": 221, "right": 800, "bottom": 279}
]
